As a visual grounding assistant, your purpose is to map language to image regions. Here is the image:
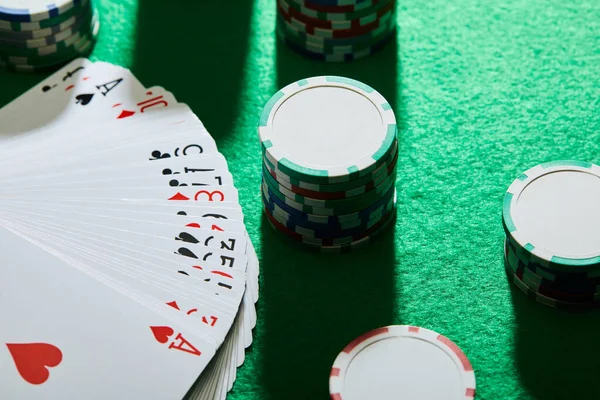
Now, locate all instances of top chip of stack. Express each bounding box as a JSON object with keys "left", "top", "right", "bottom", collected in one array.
[
  {"left": 276, "top": 0, "right": 396, "bottom": 62},
  {"left": 0, "top": 0, "right": 98, "bottom": 72},
  {"left": 502, "top": 160, "right": 600, "bottom": 308},
  {"left": 259, "top": 75, "right": 398, "bottom": 252}
]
